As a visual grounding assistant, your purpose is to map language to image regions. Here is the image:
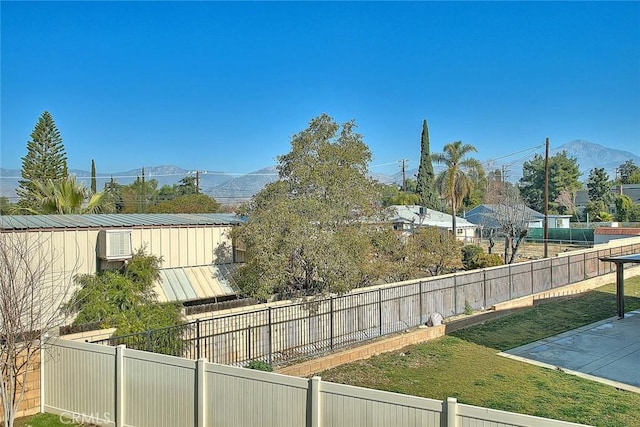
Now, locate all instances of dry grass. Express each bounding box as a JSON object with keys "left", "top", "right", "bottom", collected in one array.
[{"left": 475, "top": 240, "right": 590, "bottom": 262}]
